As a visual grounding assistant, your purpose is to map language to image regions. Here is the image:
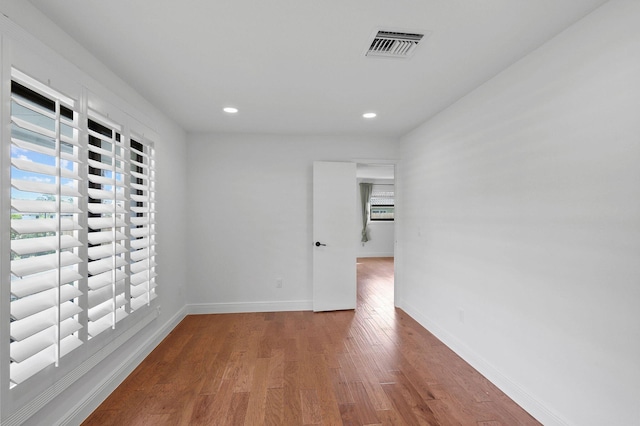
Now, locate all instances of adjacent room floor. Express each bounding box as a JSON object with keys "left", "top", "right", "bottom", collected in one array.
[{"left": 82, "top": 257, "right": 539, "bottom": 425}]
